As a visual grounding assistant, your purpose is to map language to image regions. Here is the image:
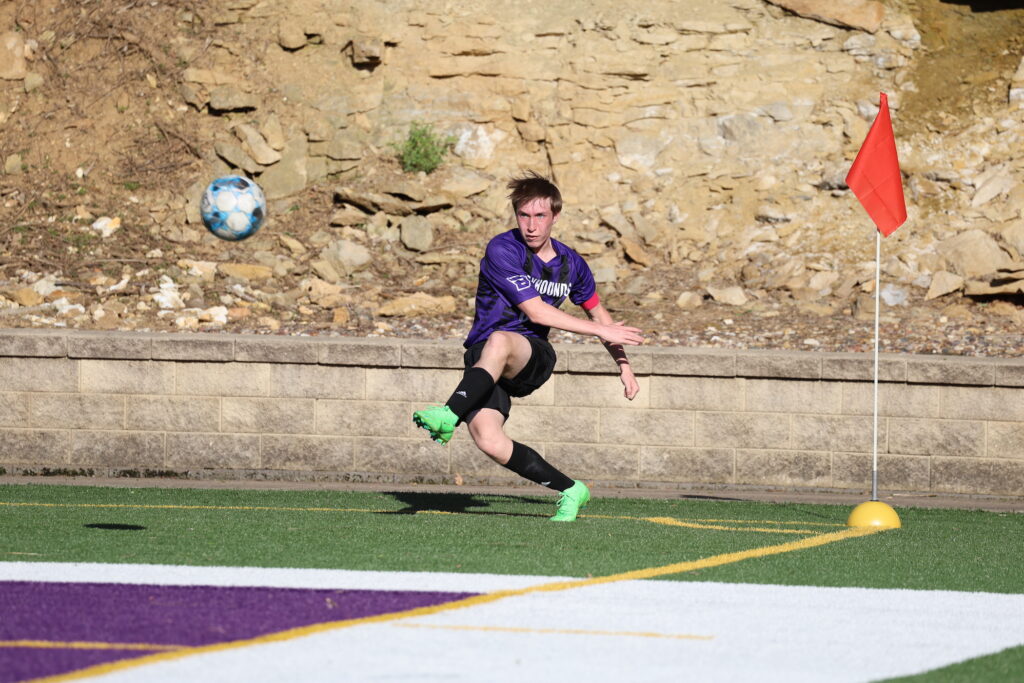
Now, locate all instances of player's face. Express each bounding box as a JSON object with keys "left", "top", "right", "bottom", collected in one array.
[{"left": 515, "top": 197, "right": 558, "bottom": 252}]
